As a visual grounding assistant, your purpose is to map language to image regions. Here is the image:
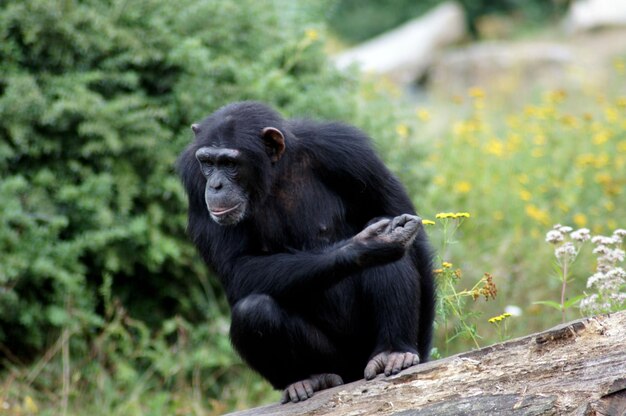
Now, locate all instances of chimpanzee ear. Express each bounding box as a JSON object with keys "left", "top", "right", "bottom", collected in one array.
[
  {"left": 261, "top": 127, "right": 286, "bottom": 162},
  {"left": 191, "top": 124, "right": 200, "bottom": 135}
]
